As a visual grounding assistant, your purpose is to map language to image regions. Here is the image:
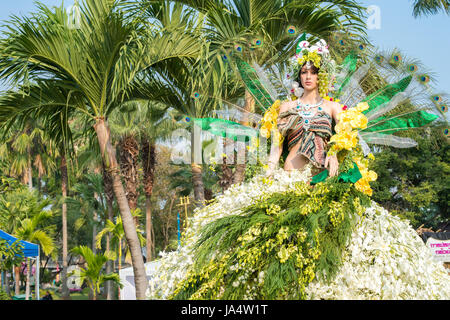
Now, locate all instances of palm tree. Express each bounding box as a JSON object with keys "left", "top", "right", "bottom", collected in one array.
[
  {"left": 0, "top": 120, "right": 55, "bottom": 192},
  {"left": 101, "top": 161, "right": 115, "bottom": 299},
  {"left": 14, "top": 205, "right": 55, "bottom": 300},
  {"left": 95, "top": 212, "right": 145, "bottom": 299},
  {"left": 127, "top": 2, "right": 222, "bottom": 207},
  {"left": 0, "top": 0, "right": 201, "bottom": 299},
  {"left": 0, "top": 80, "right": 82, "bottom": 300},
  {"left": 412, "top": 0, "right": 450, "bottom": 17},
  {"left": 110, "top": 101, "right": 184, "bottom": 261},
  {"left": 66, "top": 173, "right": 106, "bottom": 252},
  {"left": 70, "top": 245, "right": 122, "bottom": 300},
  {"left": 0, "top": 239, "right": 23, "bottom": 296},
  {"left": 165, "top": 0, "right": 368, "bottom": 184}
]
